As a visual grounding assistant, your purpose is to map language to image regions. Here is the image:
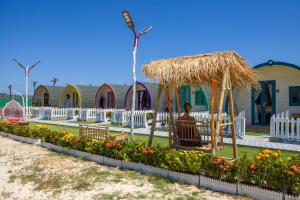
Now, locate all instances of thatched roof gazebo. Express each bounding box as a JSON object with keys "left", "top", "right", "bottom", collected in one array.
[{"left": 143, "top": 51, "right": 259, "bottom": 158}]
